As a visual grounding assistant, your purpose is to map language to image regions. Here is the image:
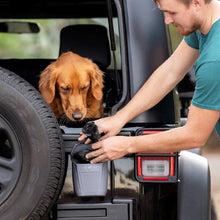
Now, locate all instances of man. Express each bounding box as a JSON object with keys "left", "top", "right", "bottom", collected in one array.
[{"left": 79, "top": 0, "right": 220, "bottom": 163}]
